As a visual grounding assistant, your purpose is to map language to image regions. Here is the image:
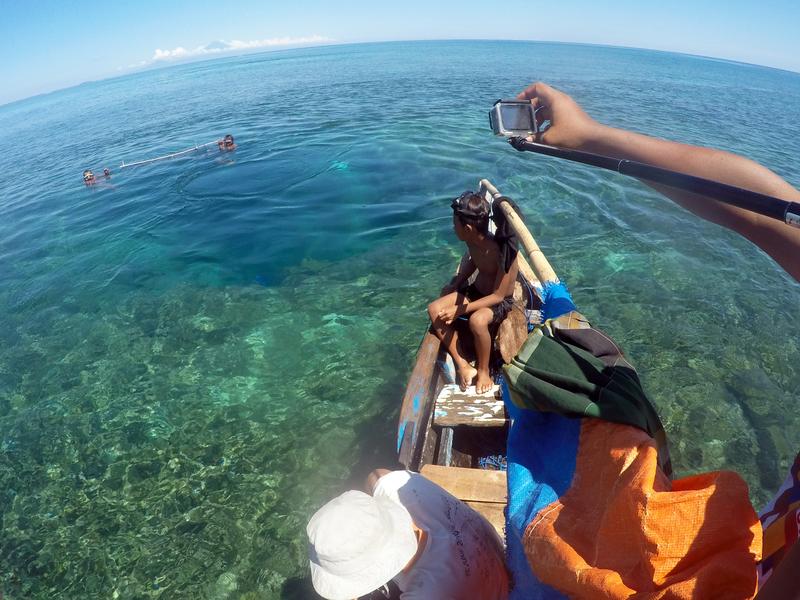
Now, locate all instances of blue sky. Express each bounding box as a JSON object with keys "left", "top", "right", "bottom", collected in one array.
[{"left": 2, "top": 0, "right": 799, "bottom": 105}]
